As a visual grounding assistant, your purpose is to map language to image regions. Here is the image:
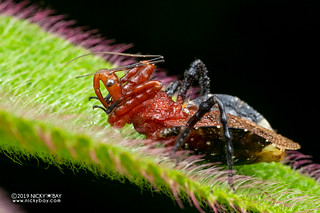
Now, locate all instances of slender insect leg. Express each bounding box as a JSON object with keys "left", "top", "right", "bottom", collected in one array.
[
  {"left": 92, "top": 105, "right": 107, "bottom": 113},
  {"left": 89, "top": 94, "right": 111, "bottom": 103},
  {"left": 171, "top": 95, "right": 235, "bottom": 191},
  {"left": 213, "top": 97, "right": 234, "bottom": 192},
  {"left": 89, "top": 96, "right": 99, "bottom": 101},
  {"left": 105, "top": 100, "right": 119, "bottom": 114},
  {"left": 89, "top": 94, "right": 112, "bottom": 113},
  {"left": 92, "top": 100, "right": 120, "bottom": 115},
  {"left": 178, "top": 59, "right": 211, "bottom": 101}
]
